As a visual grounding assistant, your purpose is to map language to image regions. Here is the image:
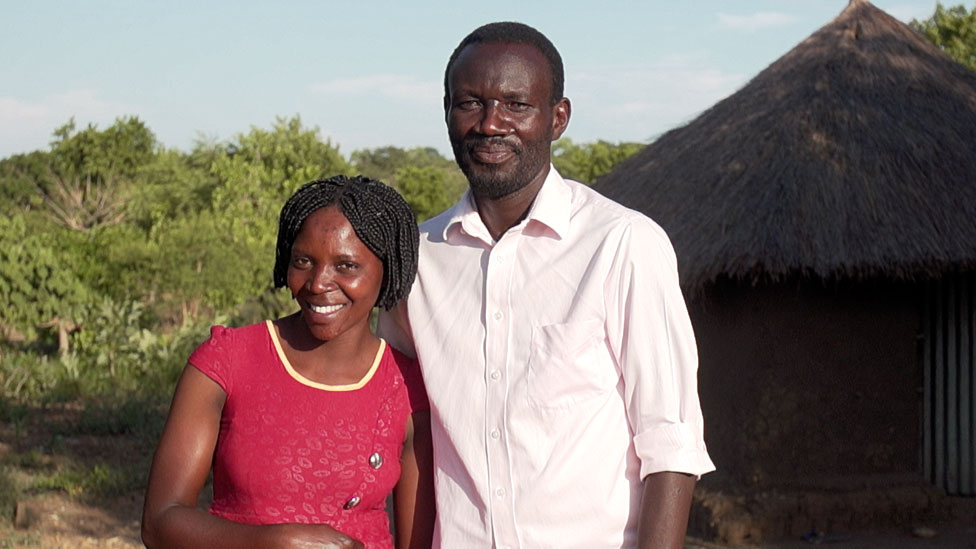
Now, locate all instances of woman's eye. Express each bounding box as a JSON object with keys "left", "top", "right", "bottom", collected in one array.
[
  {"left": 291, "top": 257, "right": 310, "bottom": 269},
  {"left": 338, "top": 262, "right": 359, "bottom": 272}
]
